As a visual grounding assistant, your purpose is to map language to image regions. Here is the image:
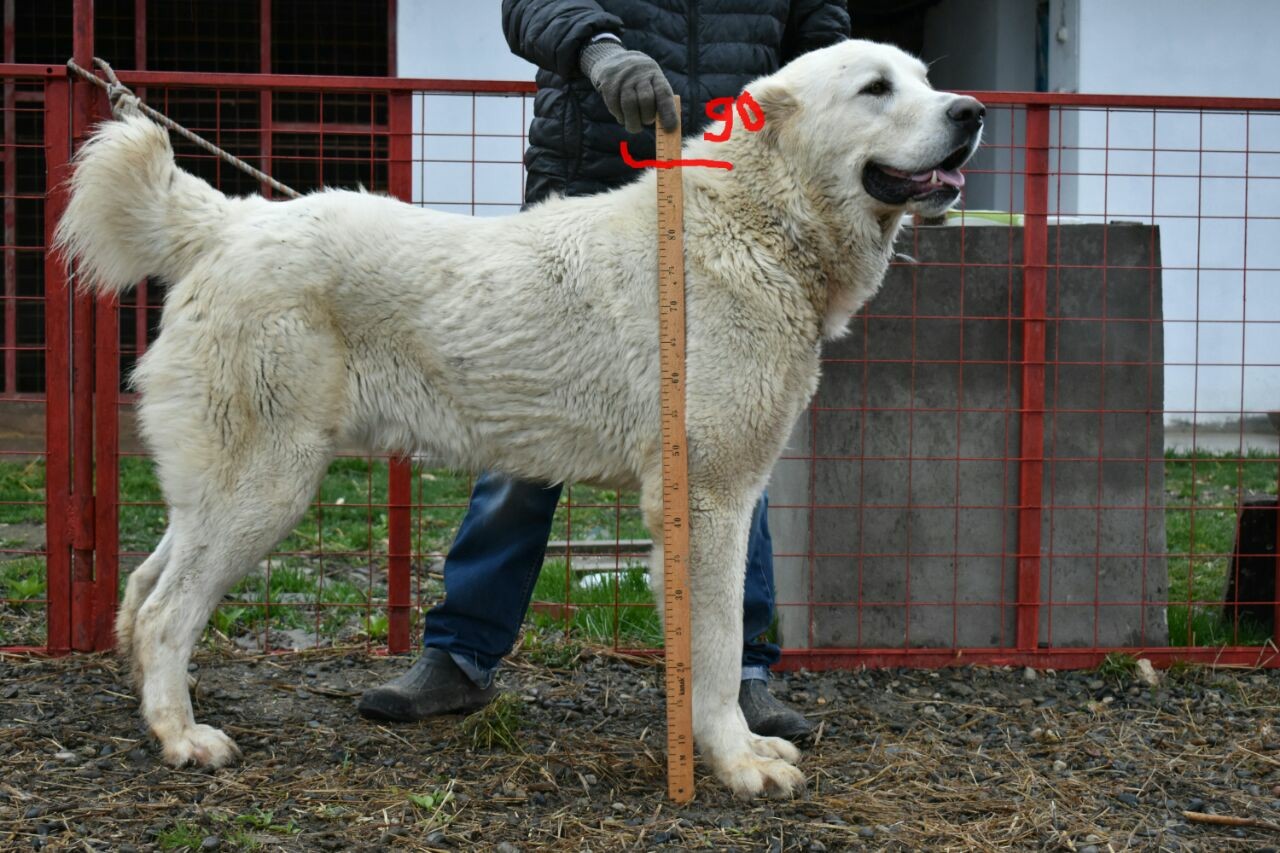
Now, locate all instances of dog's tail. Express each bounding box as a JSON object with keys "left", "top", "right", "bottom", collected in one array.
[{"left": 54, "top": 114, "right": 235, "bottom": 295}]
